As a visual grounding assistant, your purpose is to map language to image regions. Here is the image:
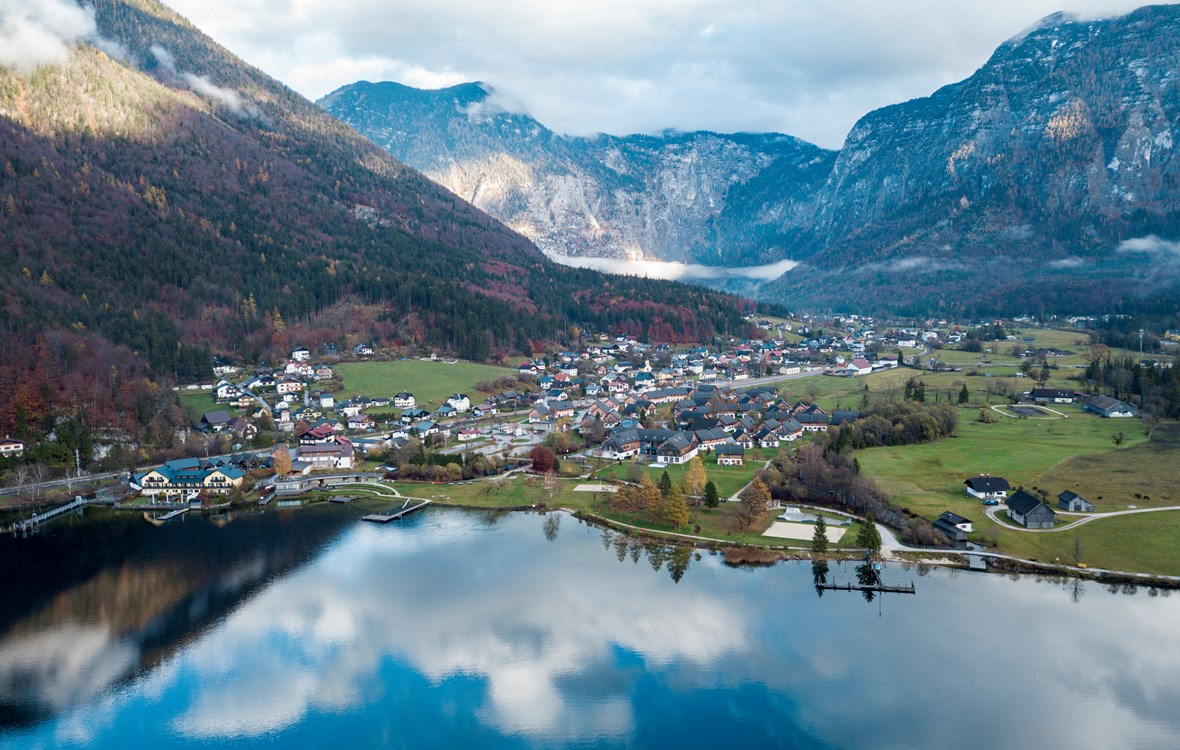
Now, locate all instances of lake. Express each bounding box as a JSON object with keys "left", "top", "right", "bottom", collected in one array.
[{"left": 1, "top": 506, "right": 1178, "bottom": 749}]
